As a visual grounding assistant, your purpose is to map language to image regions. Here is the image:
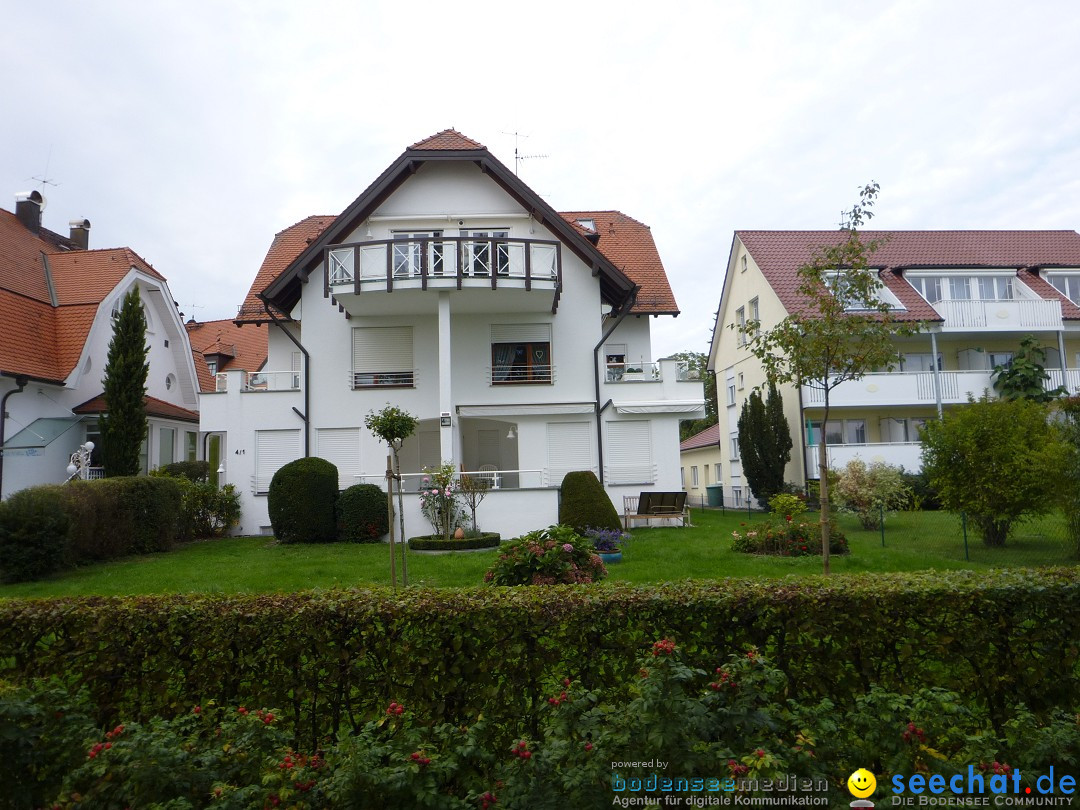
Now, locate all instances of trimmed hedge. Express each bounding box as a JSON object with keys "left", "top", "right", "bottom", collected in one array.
[
  {"left": 557, "top": 470, "right": 620, "bottom": 533},
  {"left": 267, "top": 457, "right": 339, "bottom": 543},
  {"left": 0, "top": 569, "right": 1076, "bottom": 749},
  {"left": 408, "top": 532, "right": 500, "bottom": 551},
  {"left": 0, "top": 487, "right": 70, "bottom": 583},
  {"left": 336, "top": 483, "right": 389, "bottom": 542}
]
